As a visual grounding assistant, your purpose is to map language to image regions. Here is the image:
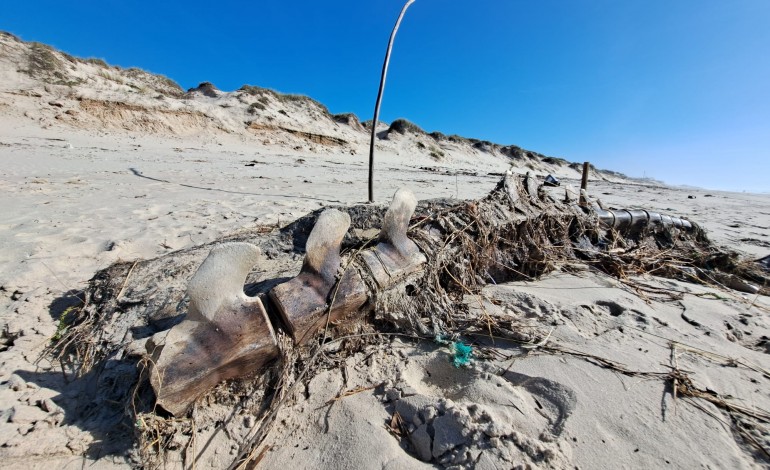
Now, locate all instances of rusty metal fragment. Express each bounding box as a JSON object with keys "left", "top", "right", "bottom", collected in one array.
[
  {"left": 149, "top": 242, "right": 279, "bottom": 416},
  {"left": 270, "top": 209, "right": 368, "bottom": 344}
]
